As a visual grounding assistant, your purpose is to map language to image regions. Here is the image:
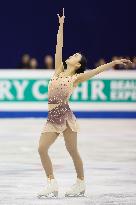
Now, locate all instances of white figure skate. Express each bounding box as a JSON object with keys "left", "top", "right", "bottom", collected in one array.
[
  {"left": 37, "top": 178, "right": 58, "bottom": 198},
  {"left": 65, "top": 178, "right": 86, "bottom": 197}
]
